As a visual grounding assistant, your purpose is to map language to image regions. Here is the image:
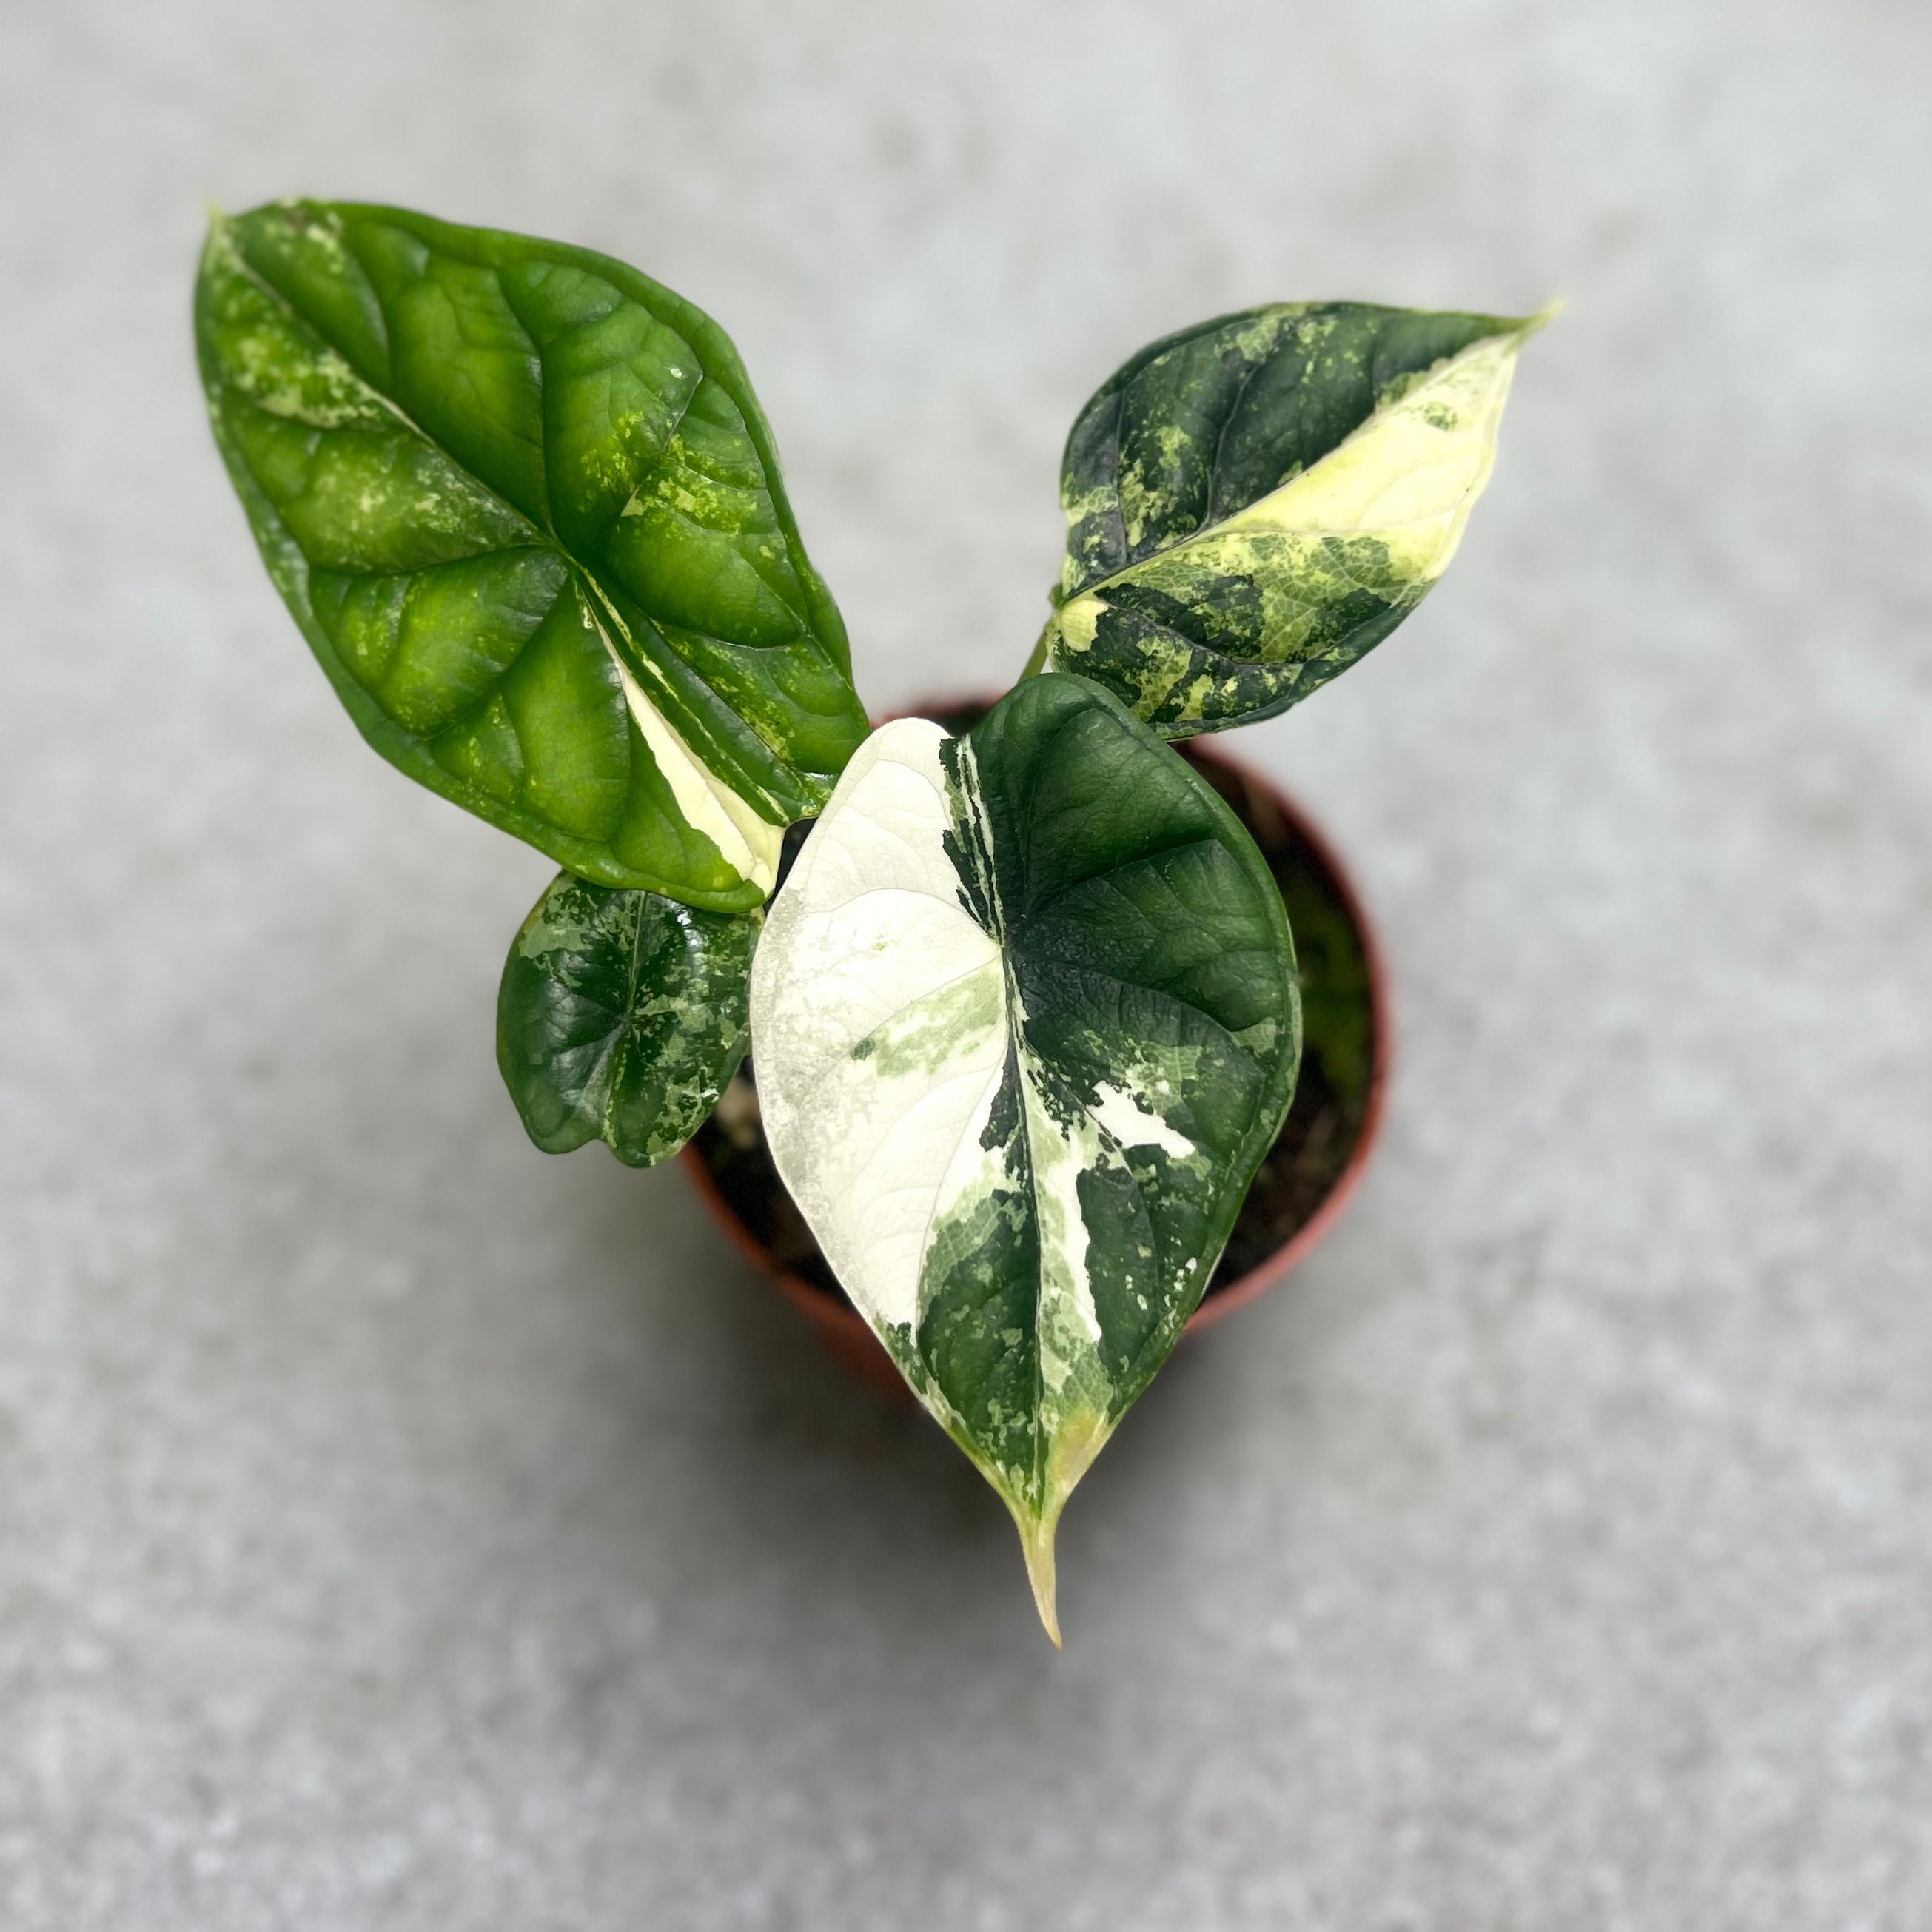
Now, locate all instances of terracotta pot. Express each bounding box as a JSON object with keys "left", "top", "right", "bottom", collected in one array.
[{"left": 681, "top": 702, "right": 1392, "bottom": 1395}]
